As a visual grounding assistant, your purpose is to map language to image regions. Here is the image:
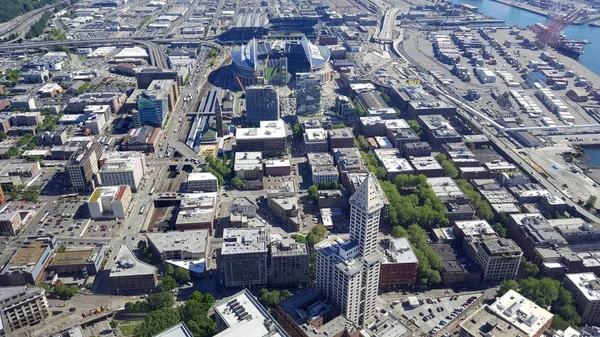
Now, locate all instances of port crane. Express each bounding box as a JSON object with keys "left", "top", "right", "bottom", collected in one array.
[{"left": 533, "top": 9, "right": 584, "bottom": 47}]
